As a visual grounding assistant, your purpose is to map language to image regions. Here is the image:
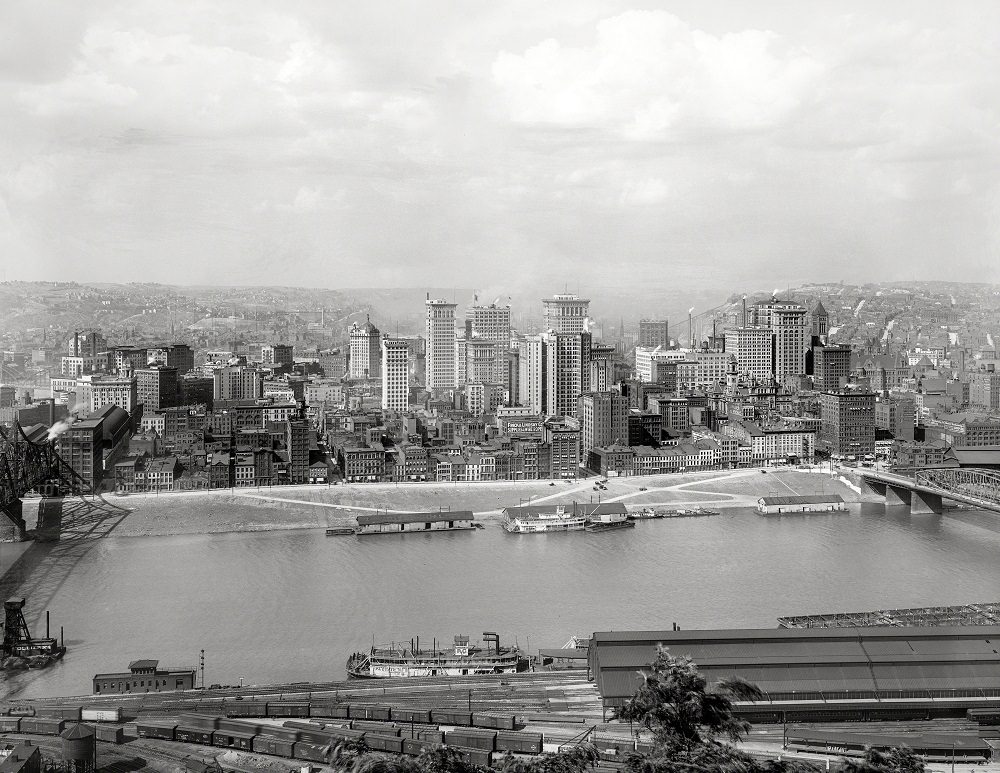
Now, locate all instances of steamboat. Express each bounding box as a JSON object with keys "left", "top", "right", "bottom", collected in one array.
[{"left": 346, "top": 632, "right": 528, "bottom": 678}]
